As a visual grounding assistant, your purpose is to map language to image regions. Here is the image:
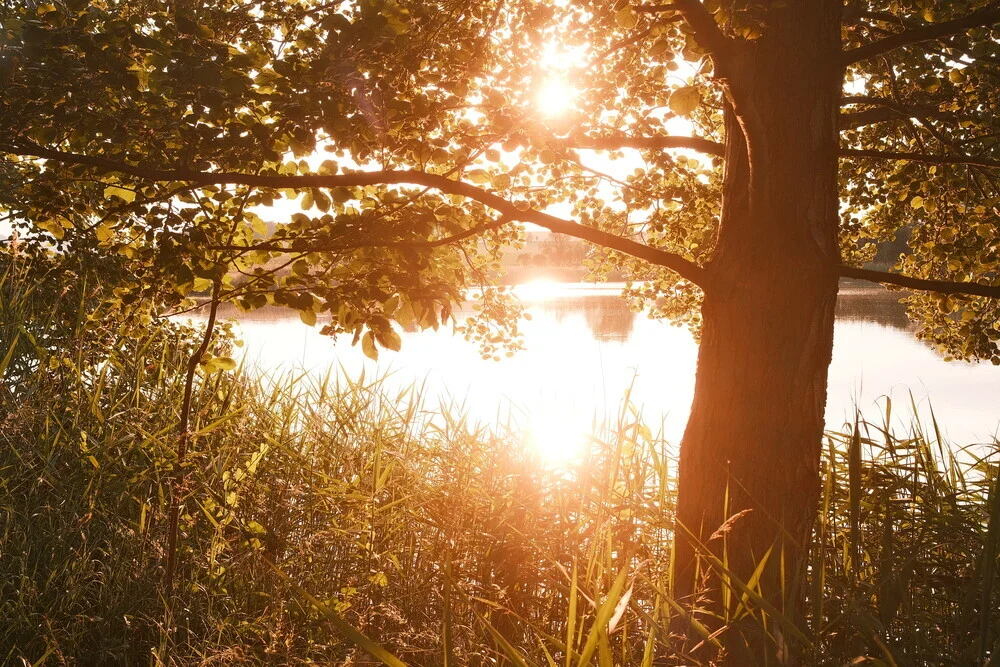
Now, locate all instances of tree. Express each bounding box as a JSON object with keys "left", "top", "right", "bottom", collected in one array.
[{"left": 3, "top": 0, "right": 1000, "bottom": 661}]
